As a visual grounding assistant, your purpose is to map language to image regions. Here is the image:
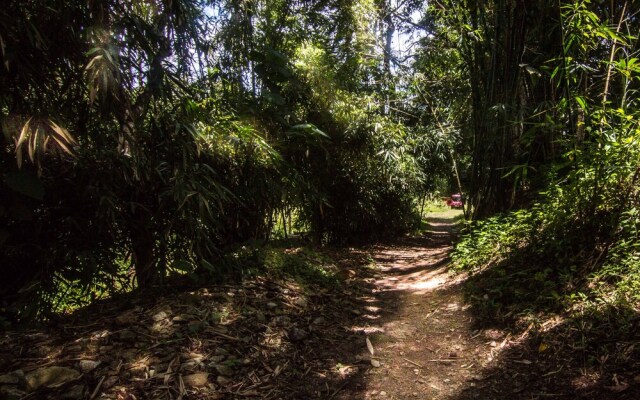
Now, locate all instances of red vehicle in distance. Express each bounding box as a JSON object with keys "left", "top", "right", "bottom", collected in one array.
[{"left": 446, "top": 193, "right": 463, "bottom": 209}]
